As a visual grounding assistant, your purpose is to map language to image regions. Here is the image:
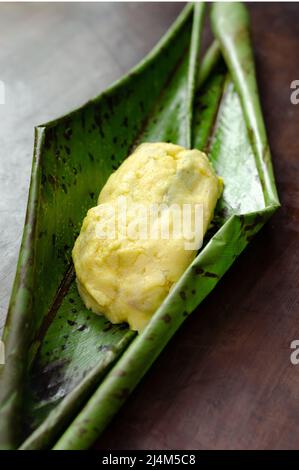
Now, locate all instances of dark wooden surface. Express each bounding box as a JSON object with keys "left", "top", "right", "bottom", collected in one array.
[{"left": 0, "top": 3, "right": 299, "bottom": 450}]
